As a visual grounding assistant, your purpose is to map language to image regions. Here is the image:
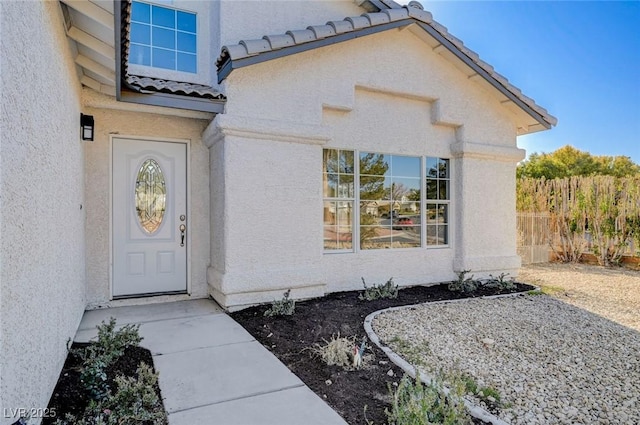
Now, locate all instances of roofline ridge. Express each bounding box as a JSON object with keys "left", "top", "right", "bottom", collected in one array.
[{"left": 214, "top": 3, "right": 556, "bottom": 129}]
